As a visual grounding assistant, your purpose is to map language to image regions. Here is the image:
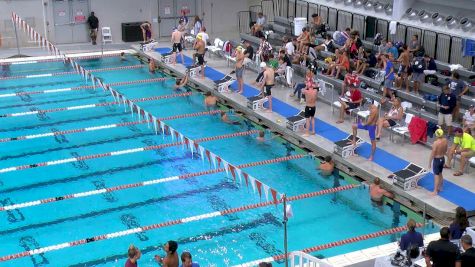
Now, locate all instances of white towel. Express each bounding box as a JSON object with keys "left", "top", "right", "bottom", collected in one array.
[{"left": 389, "top": 21, "right": 398, "bottom": 35}]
